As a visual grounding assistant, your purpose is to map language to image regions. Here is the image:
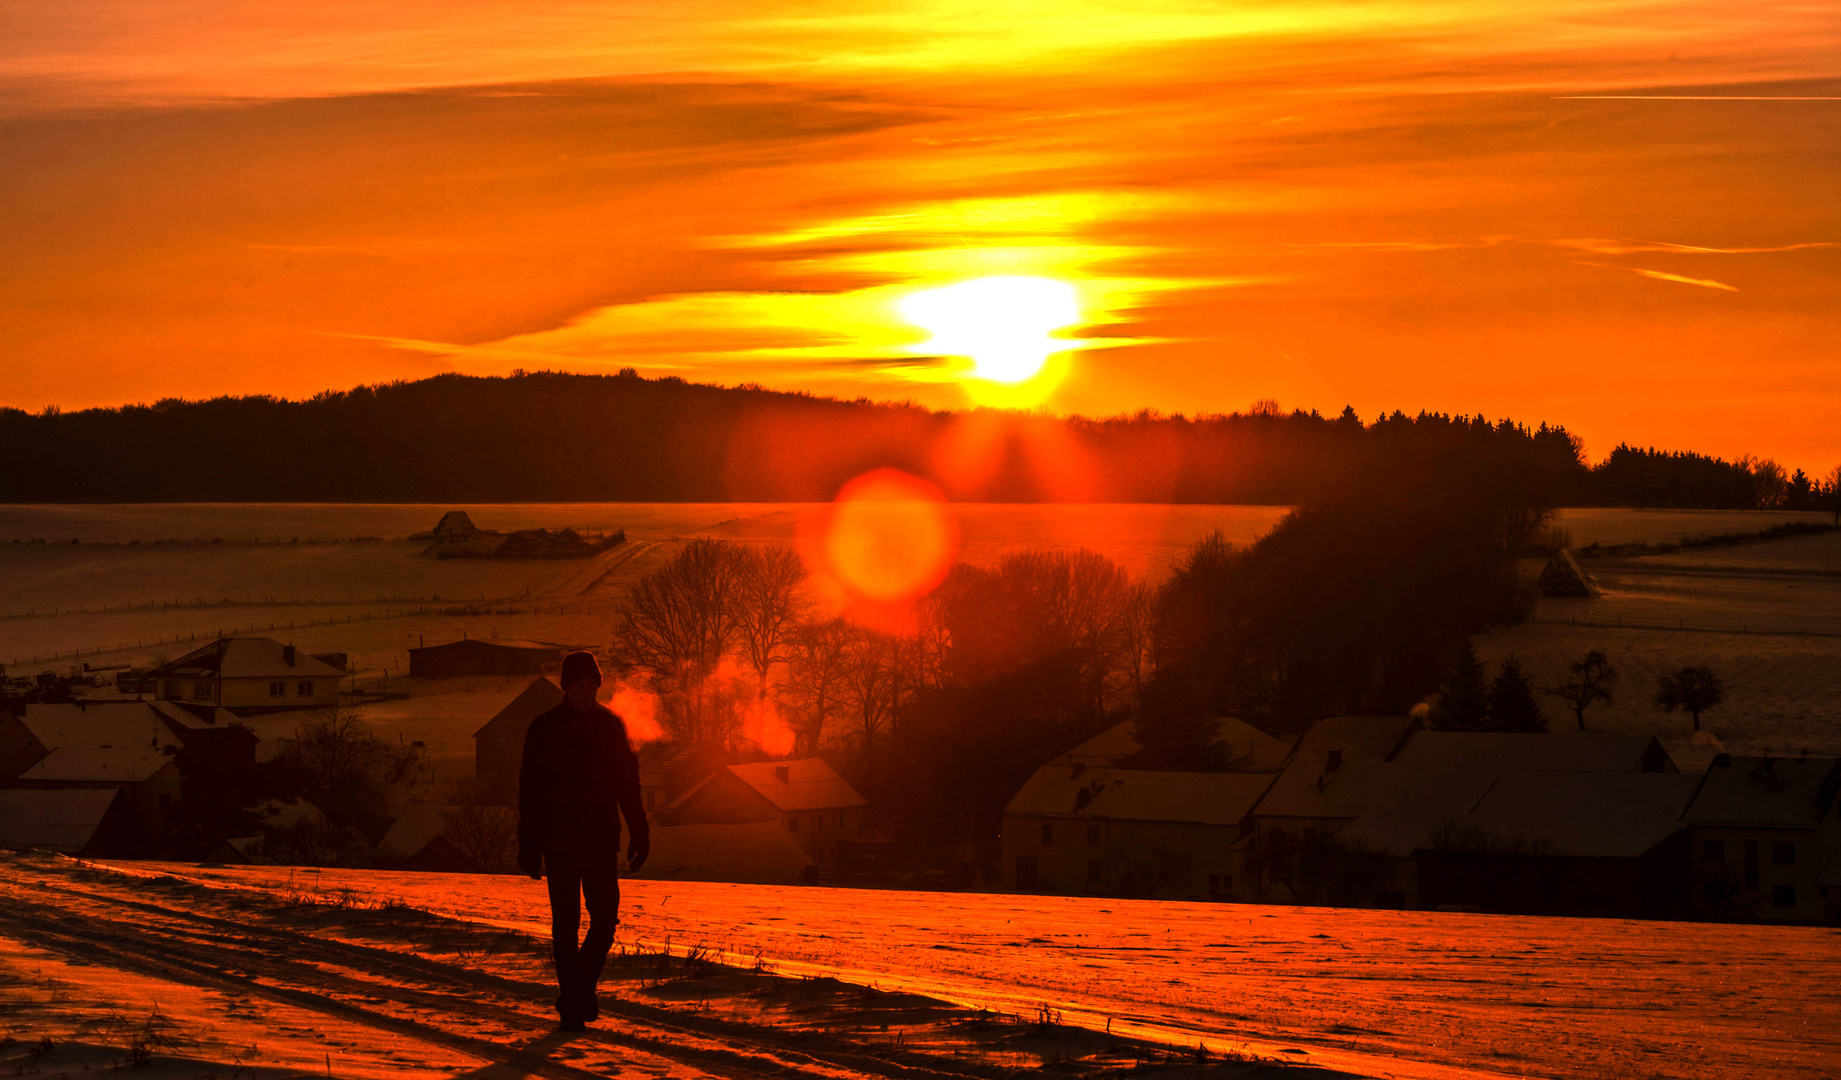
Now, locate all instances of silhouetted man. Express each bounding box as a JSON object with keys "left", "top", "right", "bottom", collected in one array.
[{"left": 518, "top": 651, "right": 649, "bottom": 1030}]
